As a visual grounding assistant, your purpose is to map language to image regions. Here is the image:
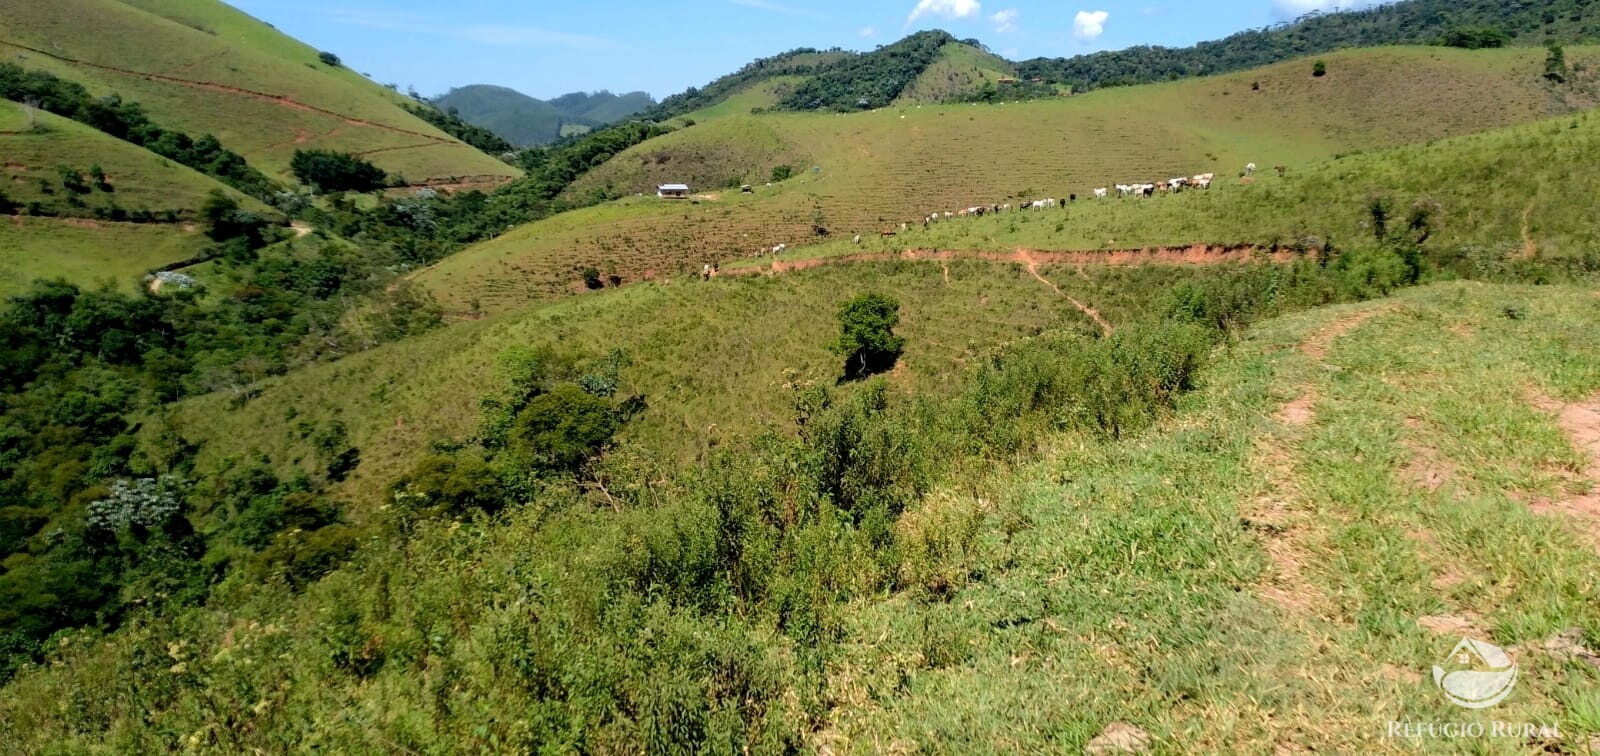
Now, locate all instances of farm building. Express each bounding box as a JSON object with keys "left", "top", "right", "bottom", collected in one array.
[{"left": 657, "top": 183, "right": 690, "bottom": 199}]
